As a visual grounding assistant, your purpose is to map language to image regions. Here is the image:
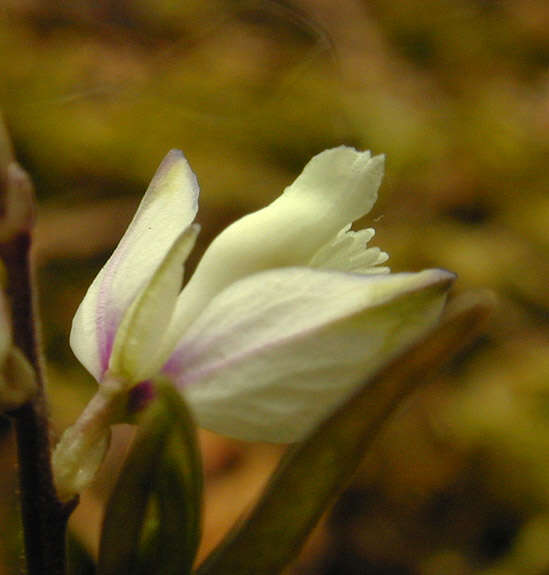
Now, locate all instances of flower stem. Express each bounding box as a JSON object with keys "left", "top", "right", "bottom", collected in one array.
[
  {"left": 1, "top": 119, "right": 76, "bottom": 575},
  {"left": 5, "top": 234, "right": 76, "bottom": 575}
]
